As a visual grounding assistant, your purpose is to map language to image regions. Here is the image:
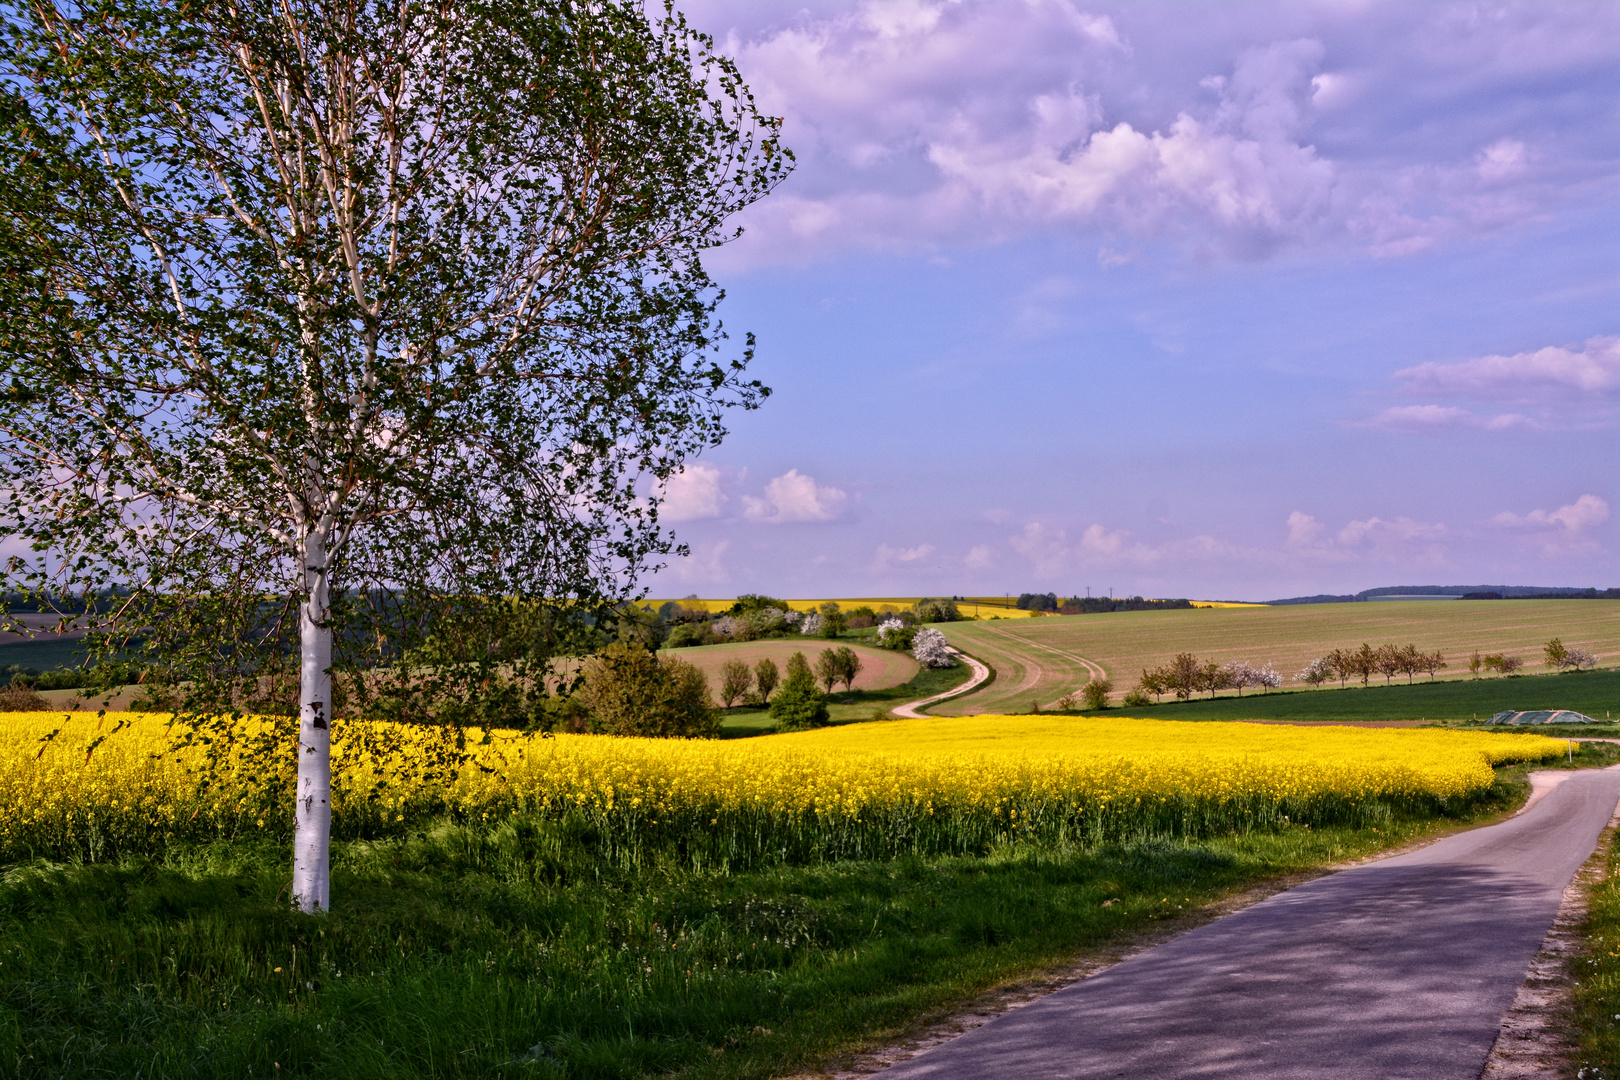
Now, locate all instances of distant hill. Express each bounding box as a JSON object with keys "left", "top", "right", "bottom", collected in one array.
[{"left": 1265, "top": 585, "right": 1620, "bottom": 605}]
